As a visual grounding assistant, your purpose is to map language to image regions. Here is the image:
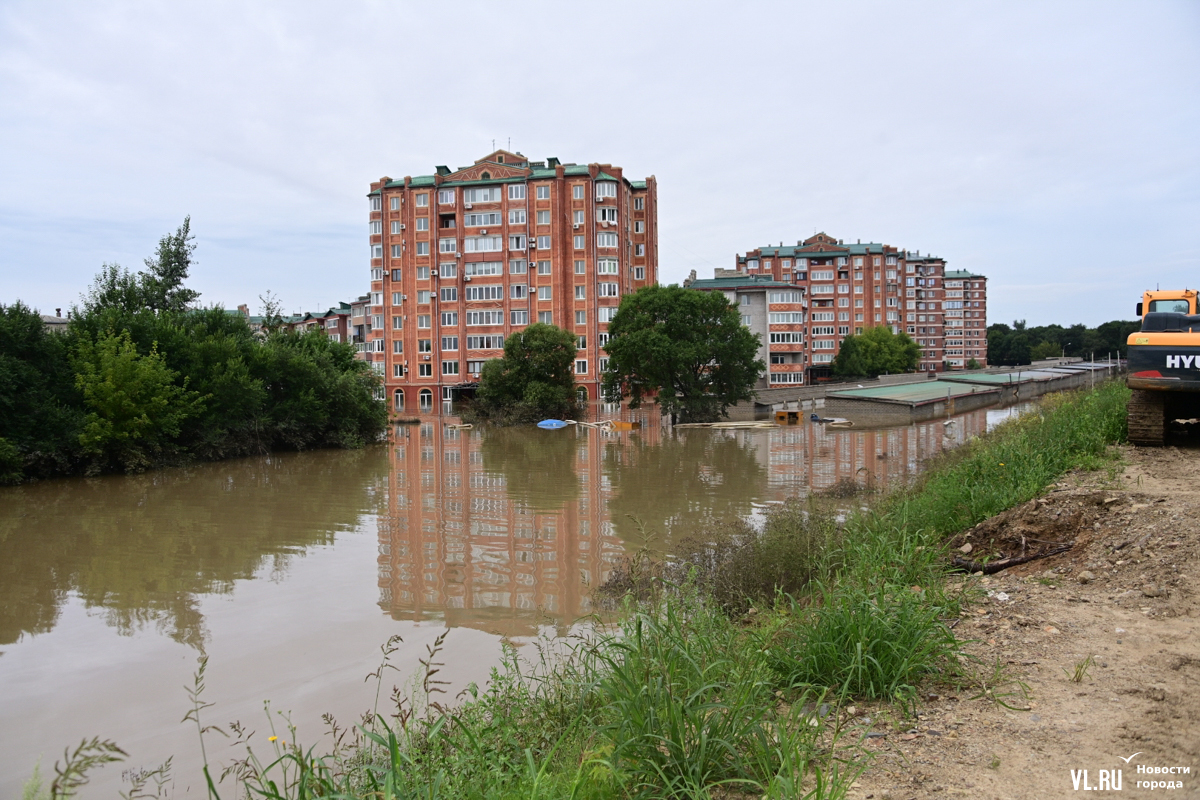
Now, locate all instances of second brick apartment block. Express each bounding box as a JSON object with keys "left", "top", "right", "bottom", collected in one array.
[
  {"left": 686, "top": 233, "right": 987, "bottom": 385},
  {"left": 367, "top": 150, "right": 657, "bottom": 414}
]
